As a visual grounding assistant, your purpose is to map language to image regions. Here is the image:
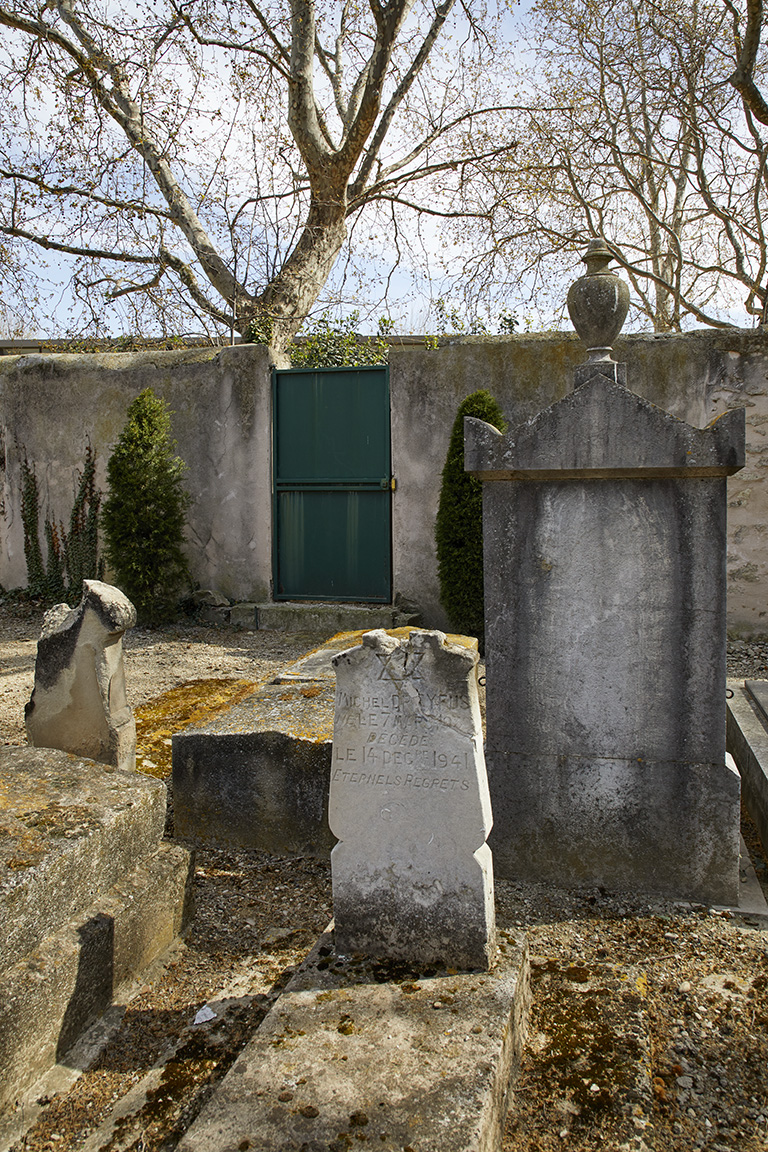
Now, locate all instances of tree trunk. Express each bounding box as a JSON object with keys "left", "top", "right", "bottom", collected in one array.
[{"left": 256, "top": 194, "right": 348, "bottom": 353}]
